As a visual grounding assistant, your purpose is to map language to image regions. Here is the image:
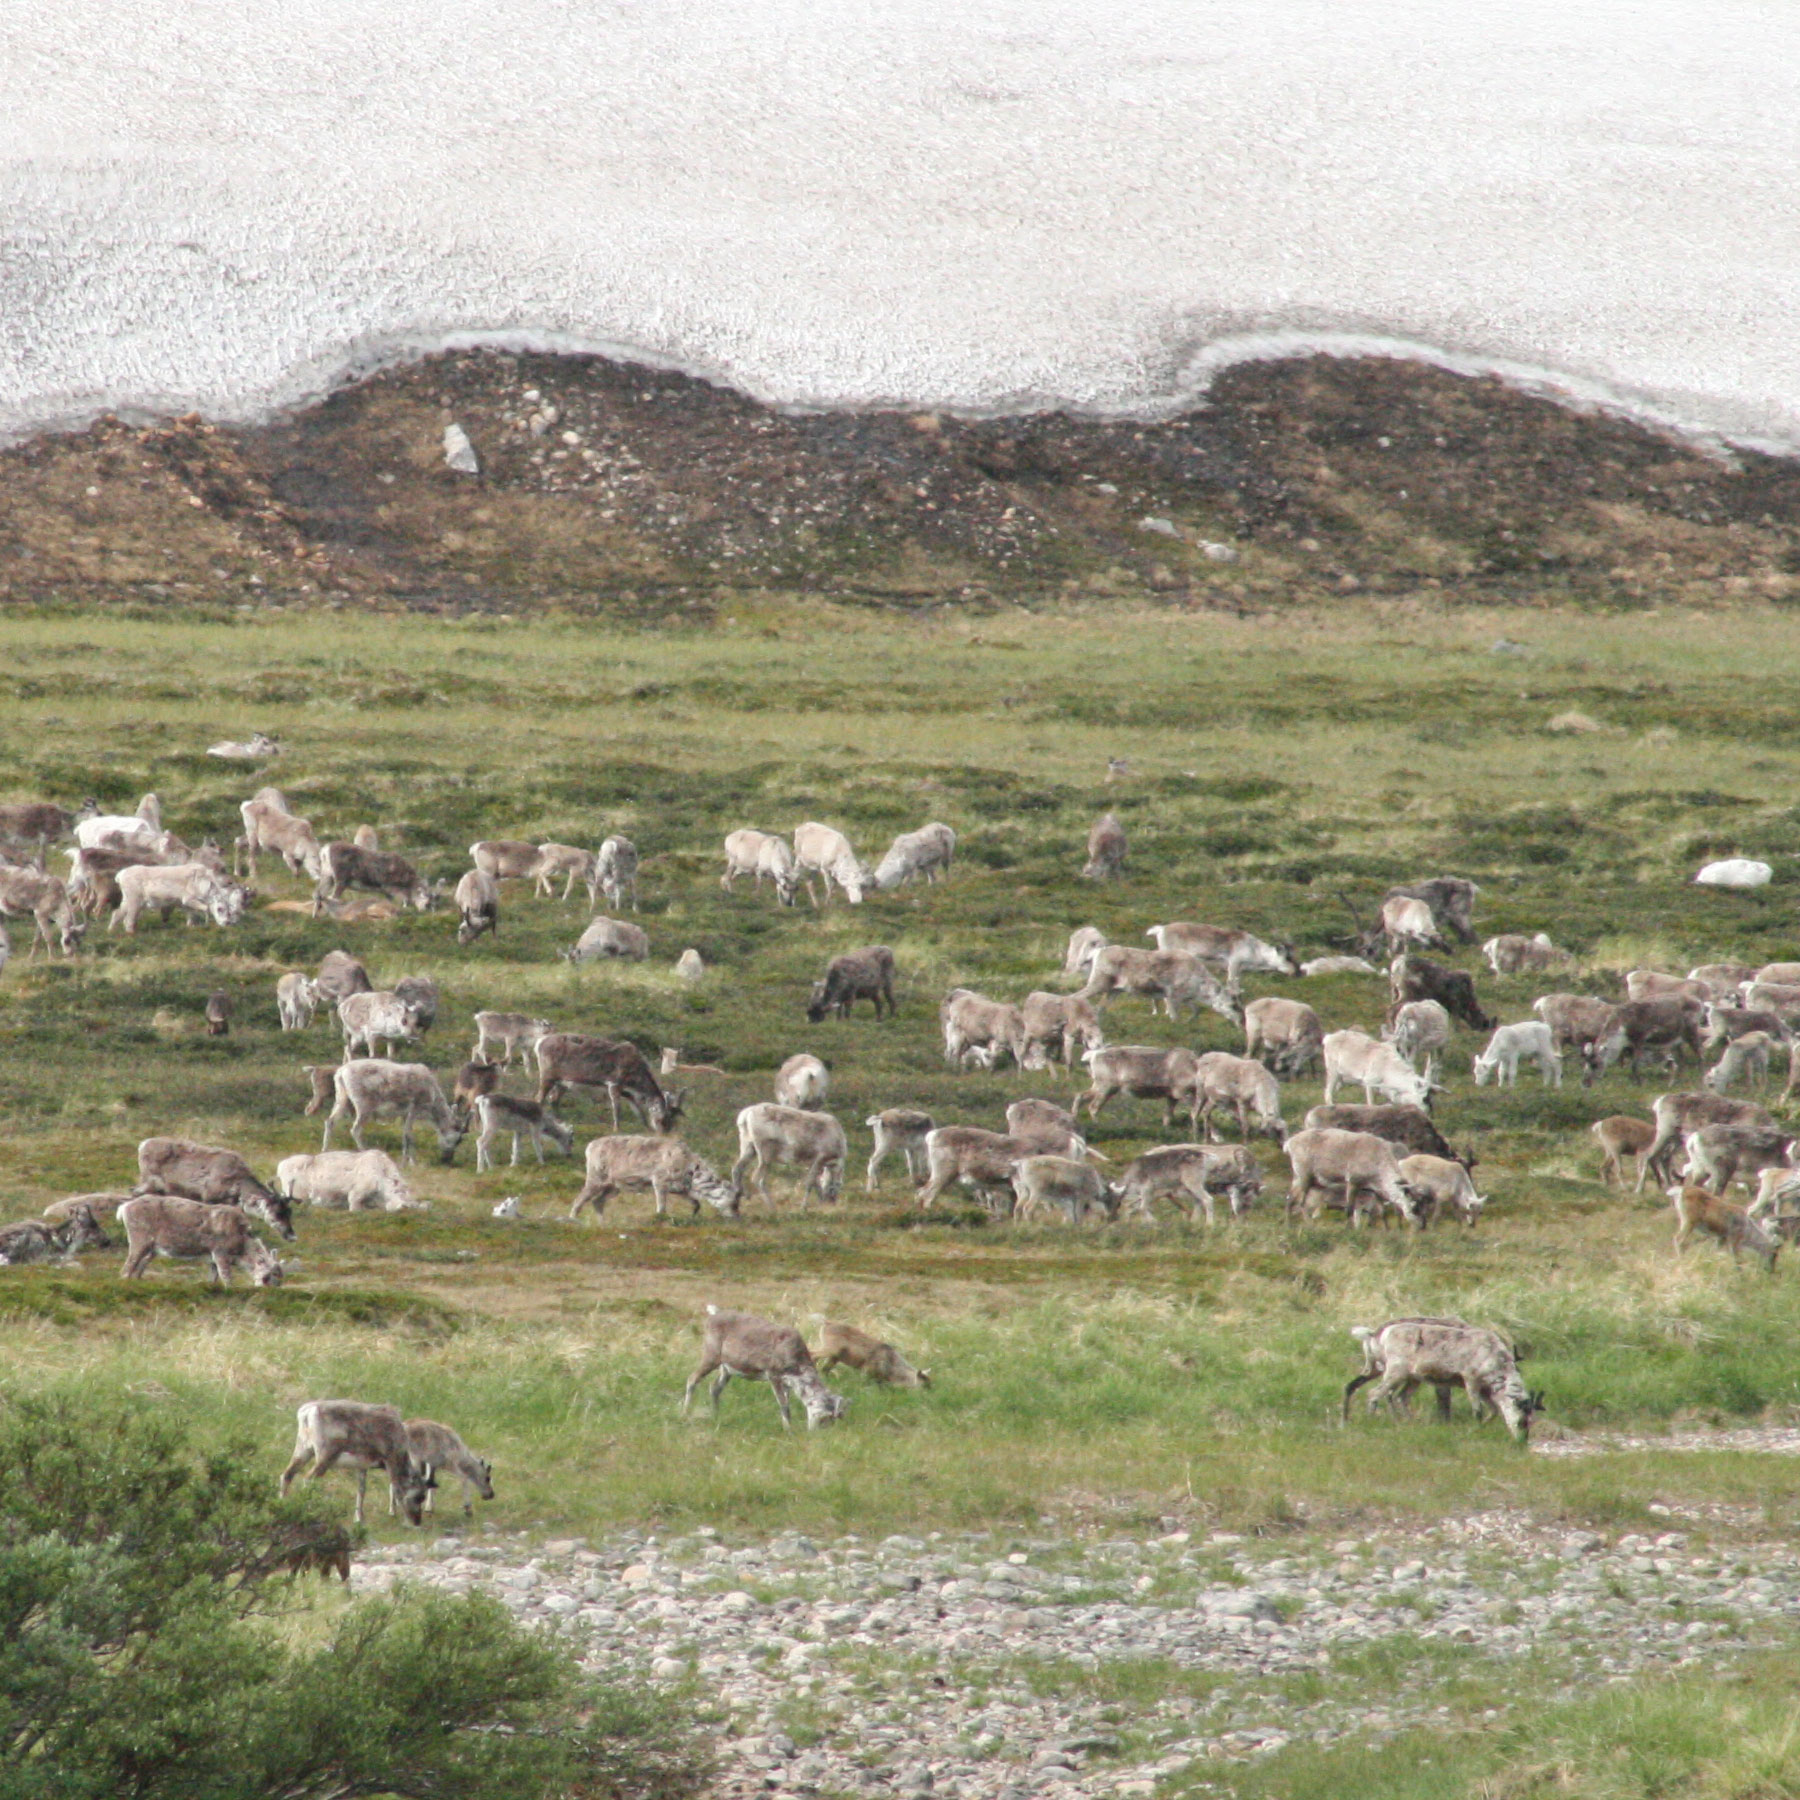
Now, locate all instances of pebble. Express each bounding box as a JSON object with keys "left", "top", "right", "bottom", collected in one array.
[{"left": 344, "top": 1506, "right": 1800, "bottom": 1797}]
